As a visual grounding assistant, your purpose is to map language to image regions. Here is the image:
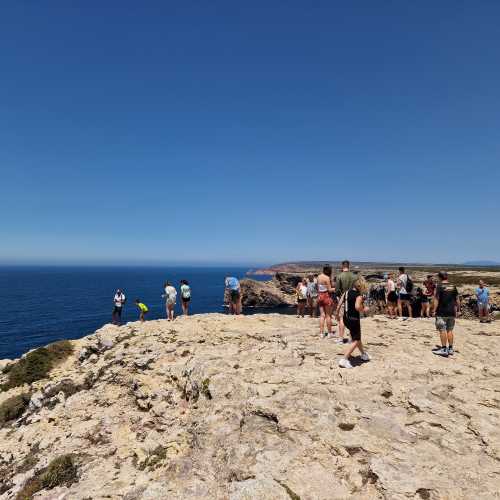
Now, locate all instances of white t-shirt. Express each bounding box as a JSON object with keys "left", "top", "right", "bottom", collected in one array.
[
  {"left": 398, "top": 274, "right": 408, "bottom": 294},
  {"left": 387, "top": 279, "right": 395, "bottom": 293},
  {"left": 165, "top": 286, "right": 177, "bottom": 303},
  {"left": 114, "top": 293, "right": 125, "bottom": 307},
  {"left": 298, "top": 284, "right": 308, "bottom": 300}
]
